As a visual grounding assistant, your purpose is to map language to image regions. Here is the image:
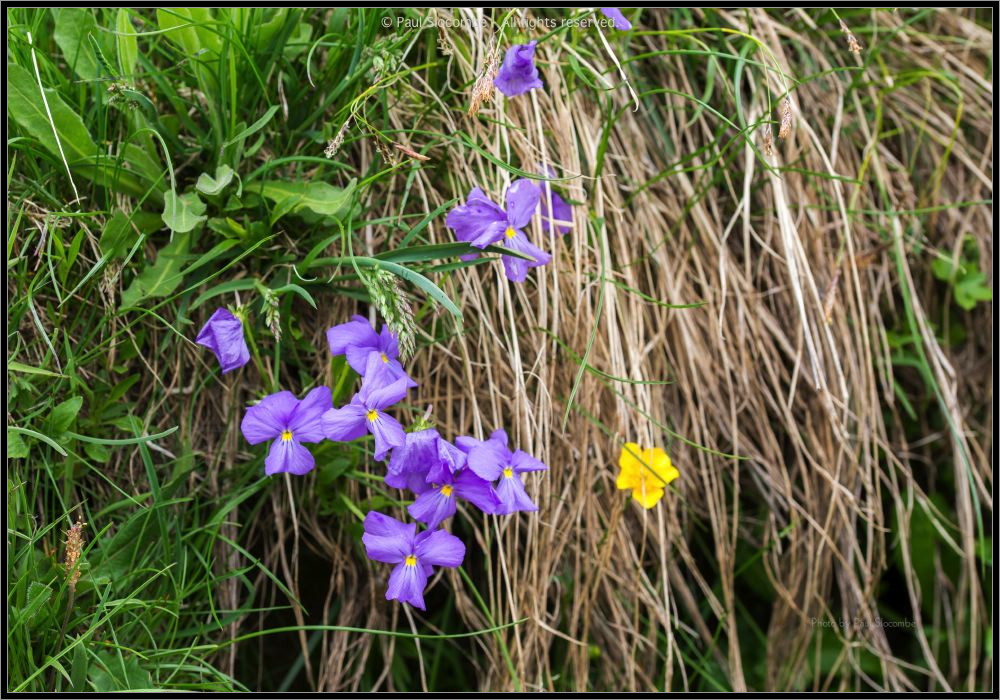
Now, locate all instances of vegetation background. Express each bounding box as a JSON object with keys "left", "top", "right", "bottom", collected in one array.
[{"left": 6, "top": 6, "right": 993, "bottom": 692}]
